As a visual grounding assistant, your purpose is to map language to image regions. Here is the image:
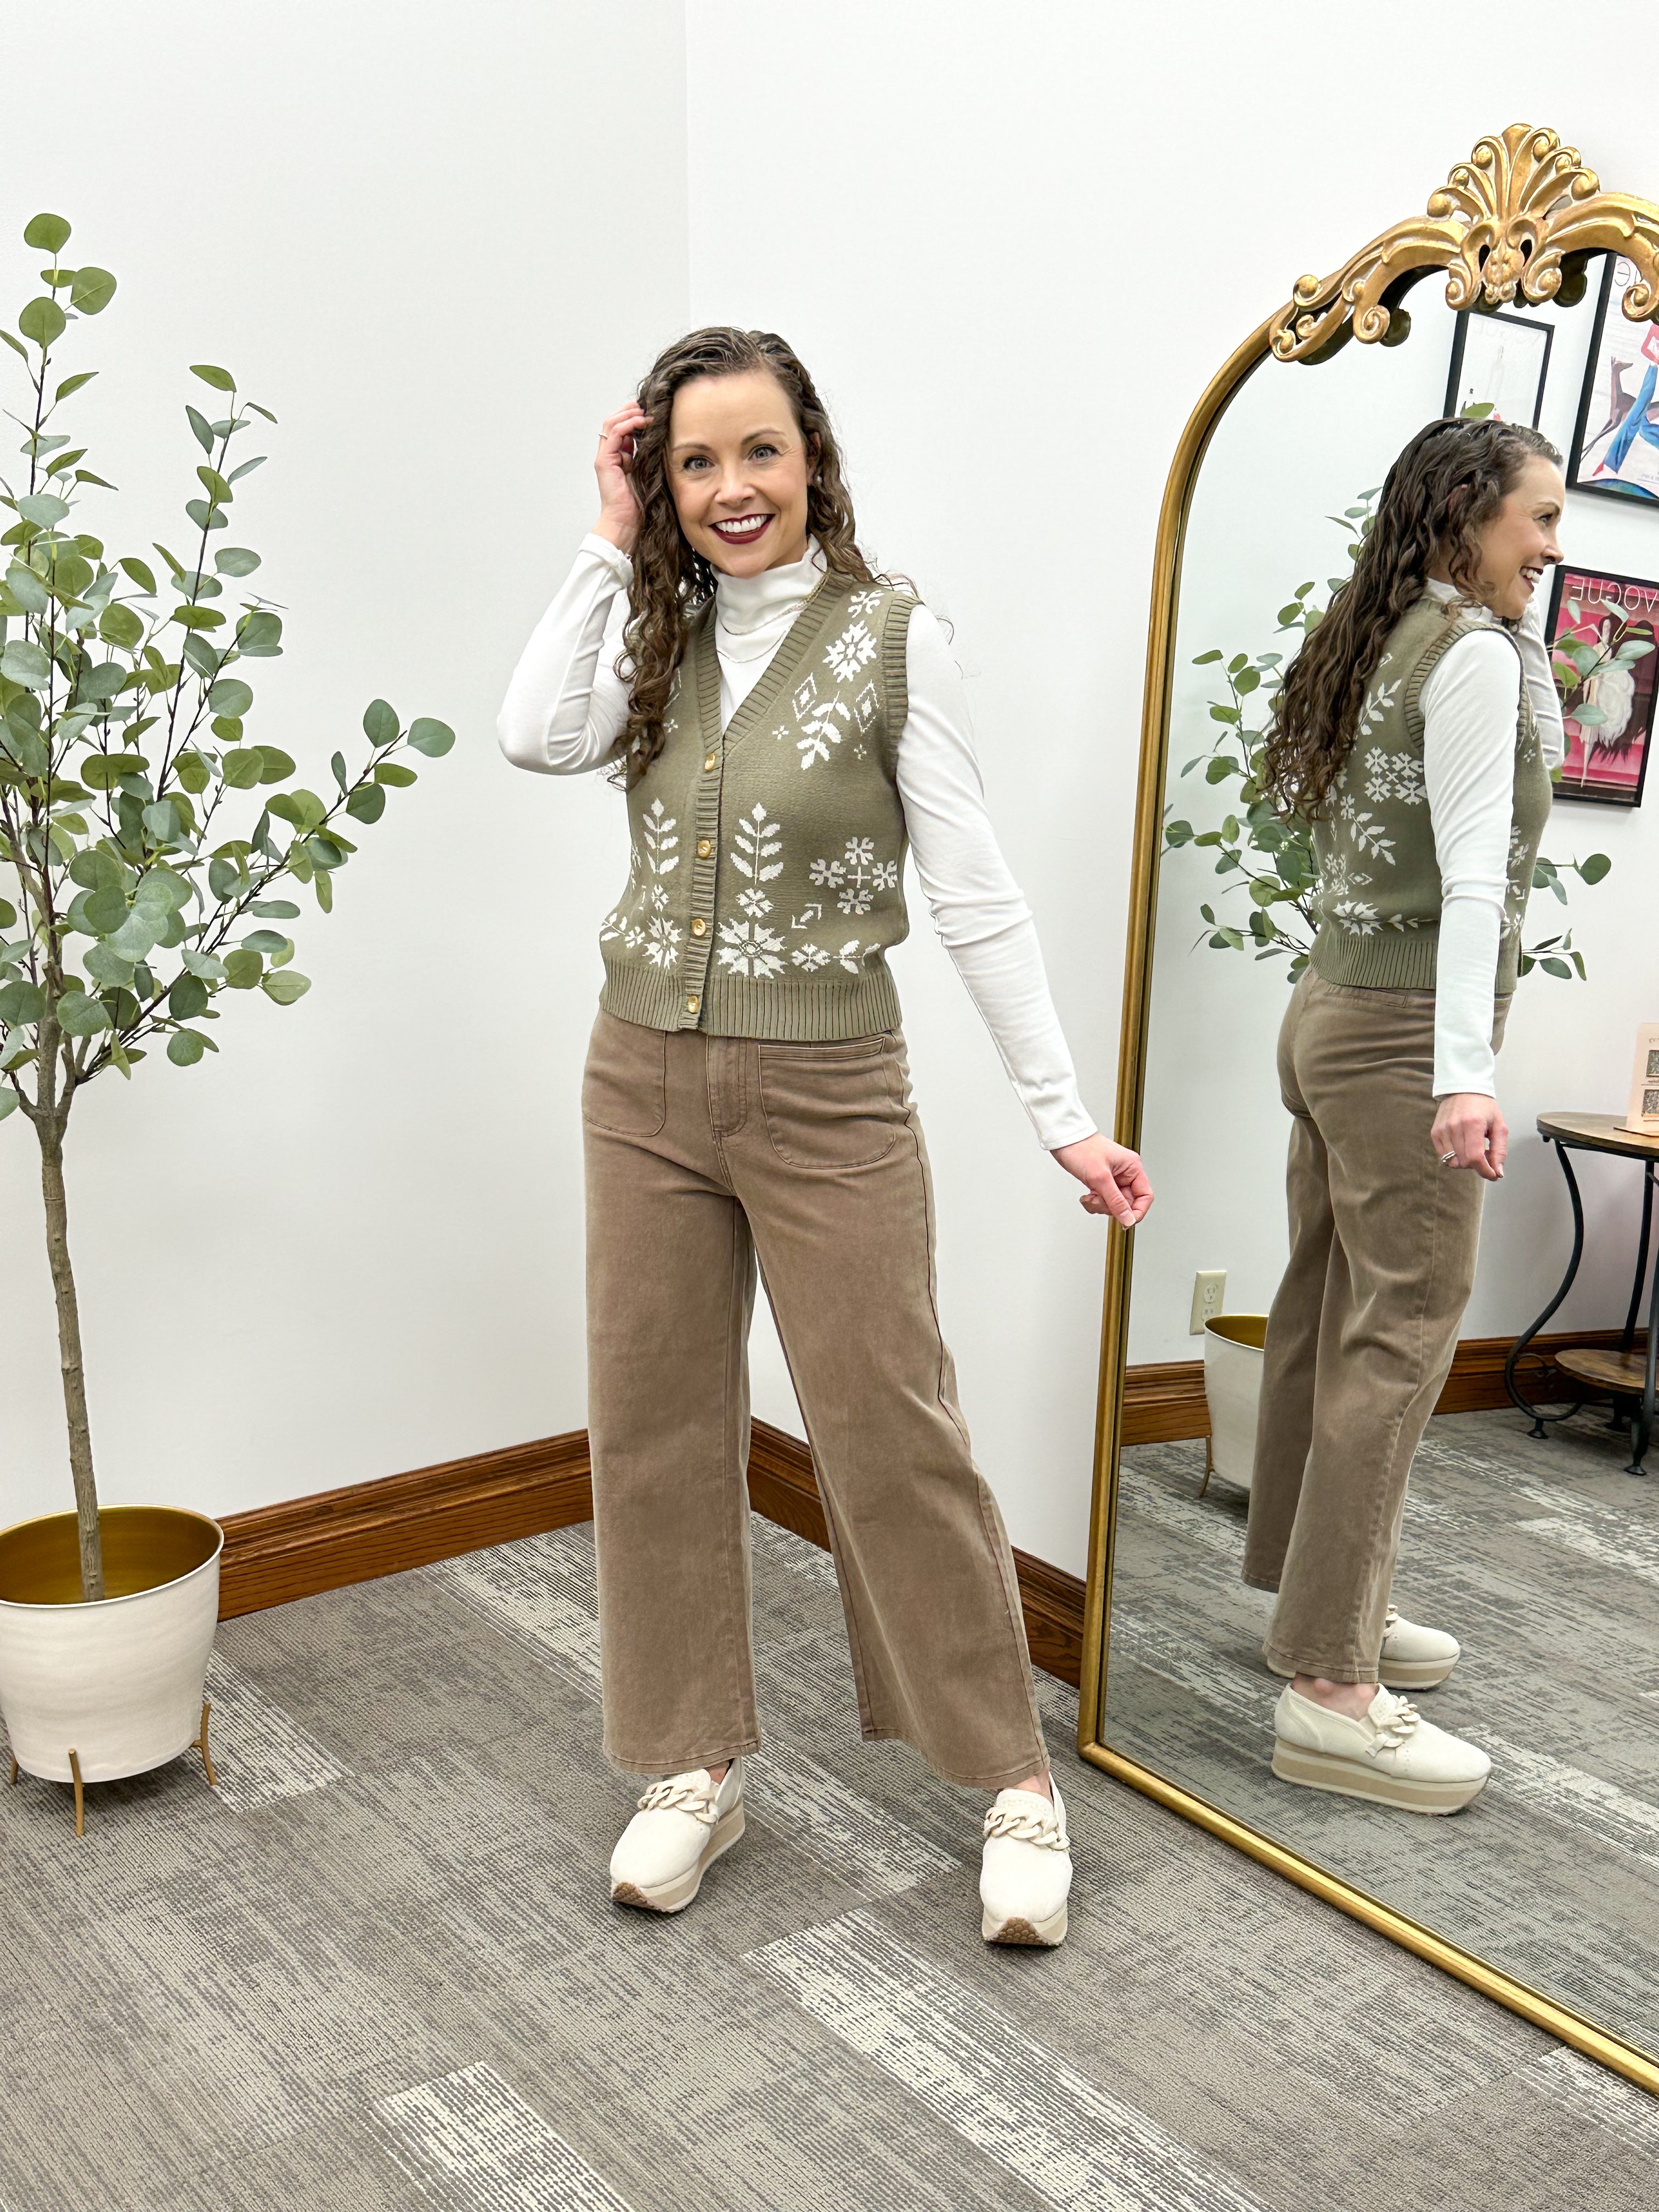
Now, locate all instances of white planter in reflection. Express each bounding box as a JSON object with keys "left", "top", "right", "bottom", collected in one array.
[
  {"left": 0, "top": 1508, "right": 222, "bottom": 1784},
  {"left": 1201, "top": 1315, "right": 1268, "bottom": 1493}
]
